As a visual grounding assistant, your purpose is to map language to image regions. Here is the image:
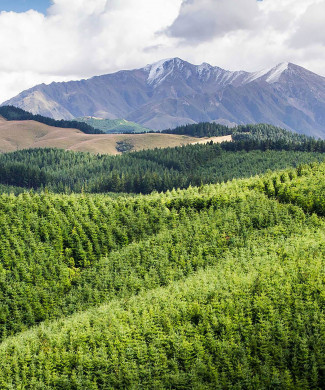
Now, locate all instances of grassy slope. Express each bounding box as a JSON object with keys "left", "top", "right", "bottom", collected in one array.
[
  {"left": 75, "top": 117, "right": 152, "bottom": 133},
  {"left": 0, "top": 116, "right": 226, "bottom": 155},
  {"left": 1, "top": 163, "right": 325, "bottom": 387}
]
